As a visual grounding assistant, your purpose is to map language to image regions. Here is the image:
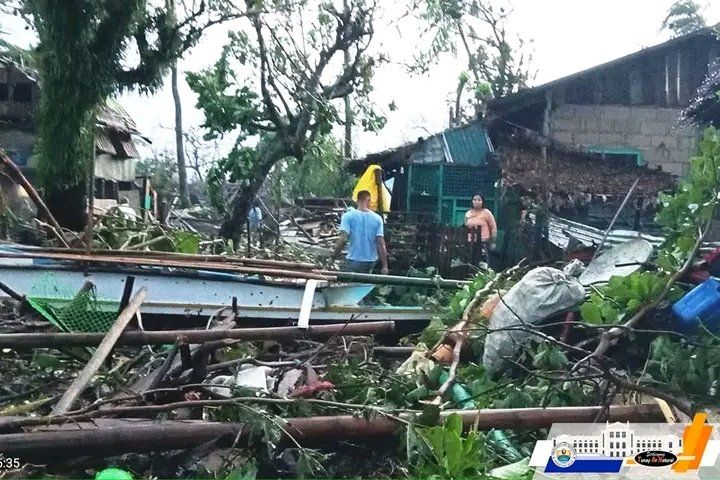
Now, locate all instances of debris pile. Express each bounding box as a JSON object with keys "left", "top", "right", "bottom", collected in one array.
[{"left": 3, "top": 129, "right": 720, "bottom": 479}]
